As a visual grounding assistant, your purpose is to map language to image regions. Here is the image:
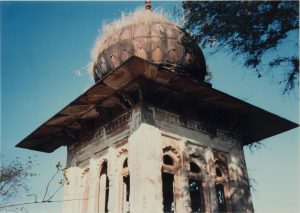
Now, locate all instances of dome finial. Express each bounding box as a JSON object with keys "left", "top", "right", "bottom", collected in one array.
[{"left": 145, "top": 0, "right": 151, "bottom": 11}]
